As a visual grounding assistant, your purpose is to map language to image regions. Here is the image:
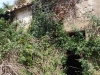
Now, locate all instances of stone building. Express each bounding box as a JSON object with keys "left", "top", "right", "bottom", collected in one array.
[
  {"left": 6, "top": 1, "right": 32, "bottom": 31},
  {"left": 4, "top": 0, "right": 100, "bottom": 75},
  {"left": 6, "top": 0, "right": 100, "bottom": 32}
]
